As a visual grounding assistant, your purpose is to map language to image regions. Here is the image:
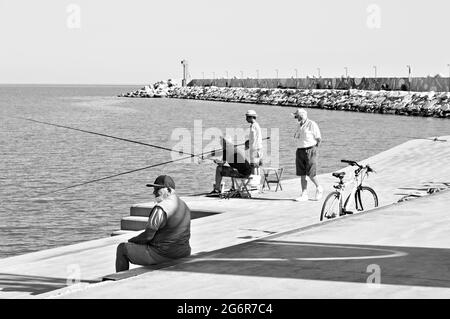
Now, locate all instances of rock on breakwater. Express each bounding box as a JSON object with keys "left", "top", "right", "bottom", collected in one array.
[
  {"left": 117, "top": 79, "right": 178, "bottom": 98},
  {"left": 119, "top": 83, "right": 450, "bottom": 118},
  {"left": 169, "top": 87, "right": 450, "bottom": 118}
]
